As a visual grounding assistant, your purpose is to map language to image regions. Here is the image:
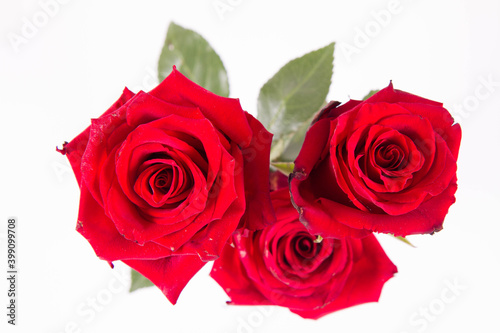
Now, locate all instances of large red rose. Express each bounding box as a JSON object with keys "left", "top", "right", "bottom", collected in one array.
[
  {"left": 290, "top": 83, "right": 462, "bottom": 238},
  {"left": 58, "top": 68, "right": 275, "bottom": 304},
  {"left": 210, "top": 187, "right": 397, "bottom": 319}
]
